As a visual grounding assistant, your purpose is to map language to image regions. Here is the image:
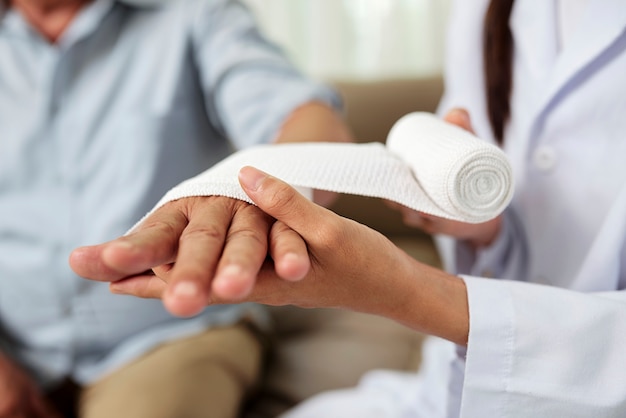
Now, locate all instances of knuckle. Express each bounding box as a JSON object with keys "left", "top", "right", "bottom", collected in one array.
[
  {"left": 171, "top": 268, "right": 207, "bottom": 286},
  {"left": 315, "top": 217, "right": 345, "bottom": 249},
  {"left": 271, "top": 220, "right": 292, "bottom": 236},
  {"left": 263, "top": 184, "right": 298, "bottom": 217},
  {"left": 180, "top": 225, "right": 223, "bottom": 242},
  {"left": 171, "top": 195, "right": 231, "bottom": 217},
  {"left": 269, "top": 222, "right": 297, "bottom": 252},
  {"left": 232, "top": 205, "right": 272, "bottom": 229},
  {"left": 139, "top": 219, "right": 179, "bottom": 237},
  {"left": 226, "top": 229, "right": 268, "bottom": 254}
]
